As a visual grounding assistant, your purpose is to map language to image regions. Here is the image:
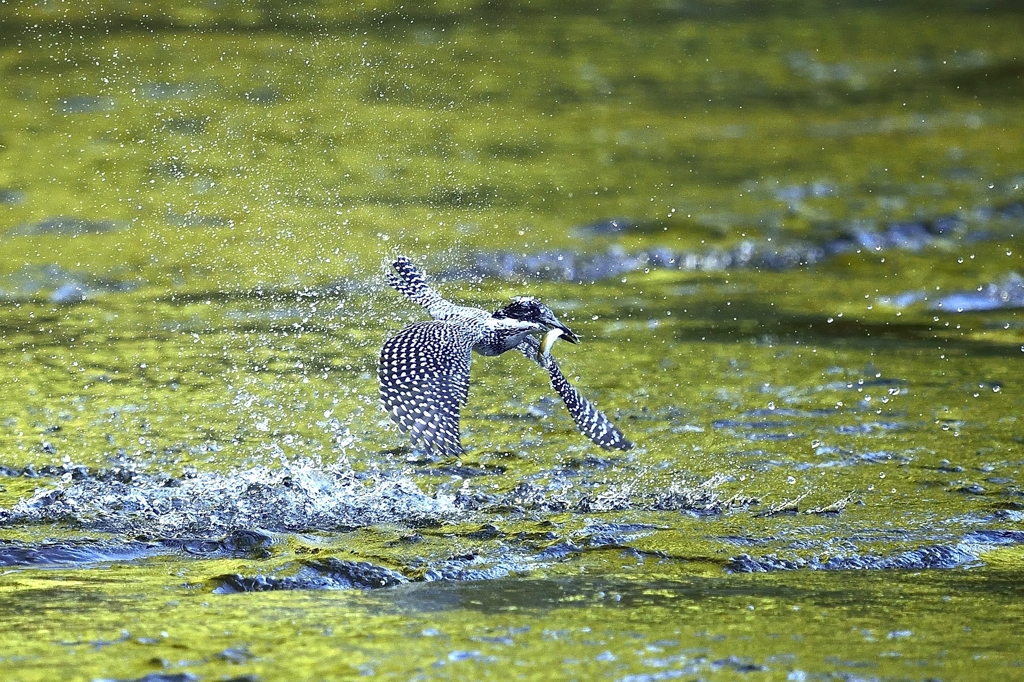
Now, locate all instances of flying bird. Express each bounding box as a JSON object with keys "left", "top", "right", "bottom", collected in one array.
[{"left": 378, "top": 256, "right": 632, "bottom": 456}]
